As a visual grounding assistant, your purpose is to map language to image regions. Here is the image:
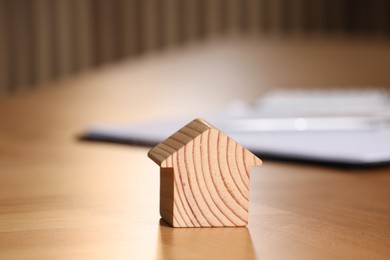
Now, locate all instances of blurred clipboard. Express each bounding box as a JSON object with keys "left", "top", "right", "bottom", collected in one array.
[{"left": 80, "top": 89, "right": 390, "bottom": 168}]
